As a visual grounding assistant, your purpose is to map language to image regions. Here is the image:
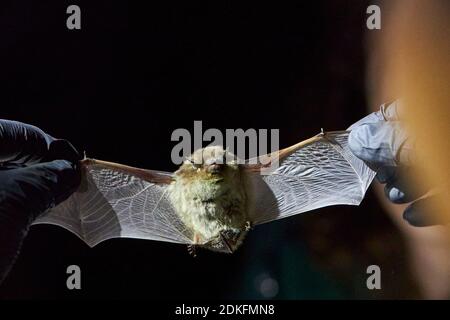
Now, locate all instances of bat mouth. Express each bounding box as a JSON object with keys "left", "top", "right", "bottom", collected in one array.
[
  {"left": 201, "top": 198, "right": 216, "bottom": 204},
  {"left": 207, "top": 164, "right": 224, "bottom": 174}
]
